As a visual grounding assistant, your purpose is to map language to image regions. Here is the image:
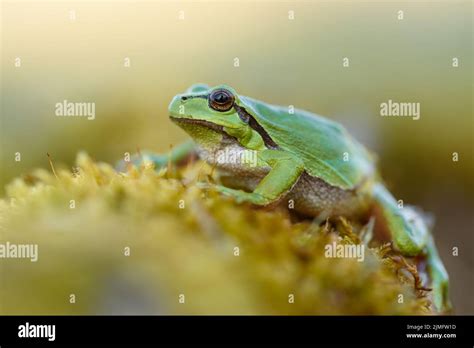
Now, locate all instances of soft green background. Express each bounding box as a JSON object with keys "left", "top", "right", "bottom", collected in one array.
[{"left": 1, "top": 0, "right": 472, "bottom": 313}]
